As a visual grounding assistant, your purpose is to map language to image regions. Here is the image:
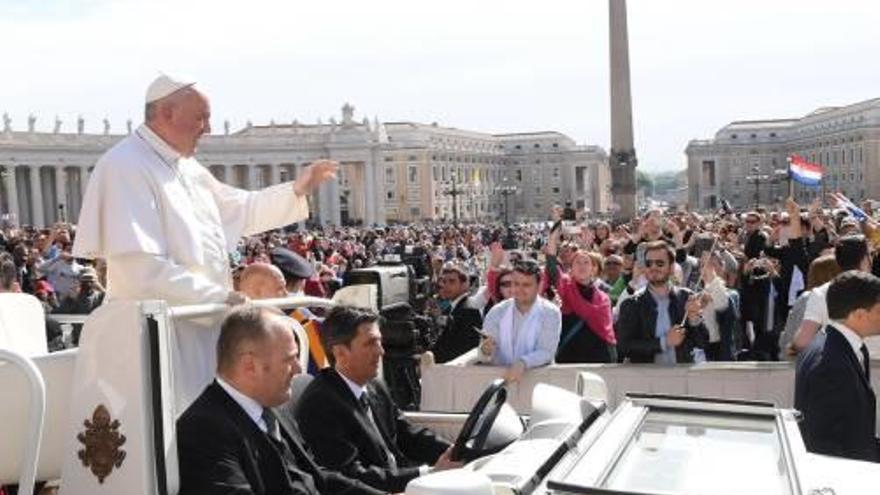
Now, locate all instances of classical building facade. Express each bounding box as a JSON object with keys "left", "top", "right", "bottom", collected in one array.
[
  {"left": 0, "top": 105, "right": 610, "bottom": 227},
  {"left": 686, "top": 97, "right": 880, "bottom": 211}
]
